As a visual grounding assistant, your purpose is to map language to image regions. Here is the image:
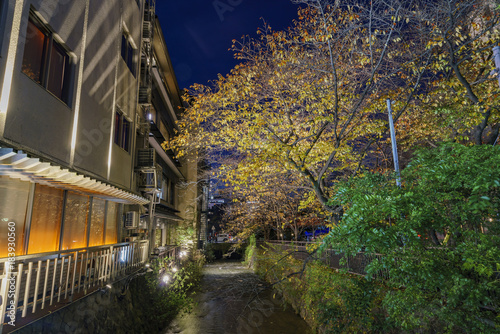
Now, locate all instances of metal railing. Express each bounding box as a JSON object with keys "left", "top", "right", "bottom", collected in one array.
[
  {"left": 266, "top": 241, "right": 389, "bottom": 280},
  {"left": 153, "top": 245, "right": 180, "bottom": 265},
  {"left": 0, "top": 240, "right": 149, "bottom": 333}
]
